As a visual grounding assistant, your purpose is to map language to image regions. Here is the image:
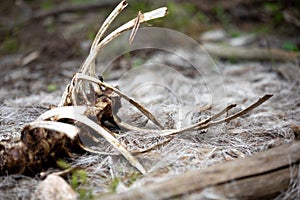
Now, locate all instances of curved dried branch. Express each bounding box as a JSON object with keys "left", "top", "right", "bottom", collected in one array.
[
  {"left": 76, "top": 73, "right": 164, "bottom": 129},
  {"left": 209, "top": 94, "right": 273, "bottom": 125},
  {"left": 90, "top": 0, "right": 128, "bottom": 52},
  {"left": 160, "top": 94, "right": 273, "bottom": 136},
  {"left": 88, "top": 0, "right": 128, "bottom": 78},
  {"left": 79, "top": 7, "right": 168, "bottom": 75}
]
